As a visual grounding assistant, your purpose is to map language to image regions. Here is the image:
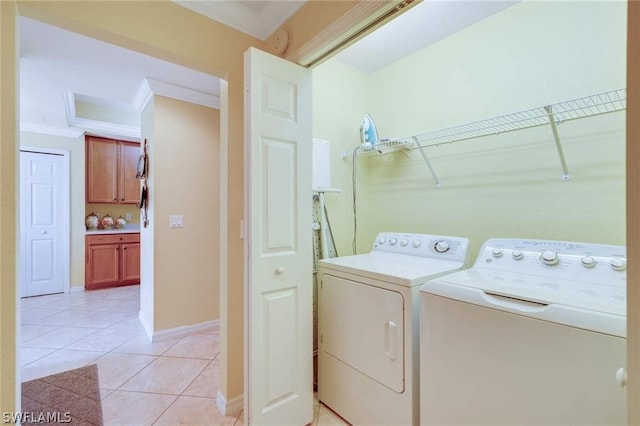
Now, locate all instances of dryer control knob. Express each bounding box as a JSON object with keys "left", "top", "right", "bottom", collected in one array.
[
  {"left": 610, "top": 258, "right": 627, "bottom": 271},
  {"left": 581, "top": 256, "right": 597, "bottom": 268},
  {"left": 378, "top": 236, "right": 387, "bottom": 245},
  {"left": 400, "top": 239, "right": 409, "bottom": 247},
  {"left": 412, "top": 240, "right": 422, "bottom": 248},
  {"left": 541, "top": 250, "right": 560, "bottom": 265},
  {"left": 491, "top": 248, "right": 503, "bottom": 258},
  {"left": 389, "top": 238, "right": 398, "bottom": 246},
  {"left": 434, "top": 240, "right": 450, "bottom": 253},
  {"left": 512, "top": 250, "right": 523, "bottom": 260}
]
